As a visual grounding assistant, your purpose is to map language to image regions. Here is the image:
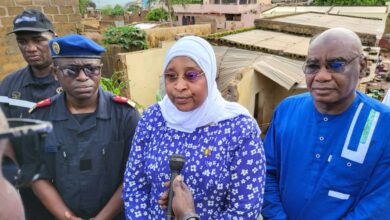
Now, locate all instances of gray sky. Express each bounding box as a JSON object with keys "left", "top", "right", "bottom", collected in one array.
[{"left": 93, "top": 0, "right": 137, "bottom": 9}]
